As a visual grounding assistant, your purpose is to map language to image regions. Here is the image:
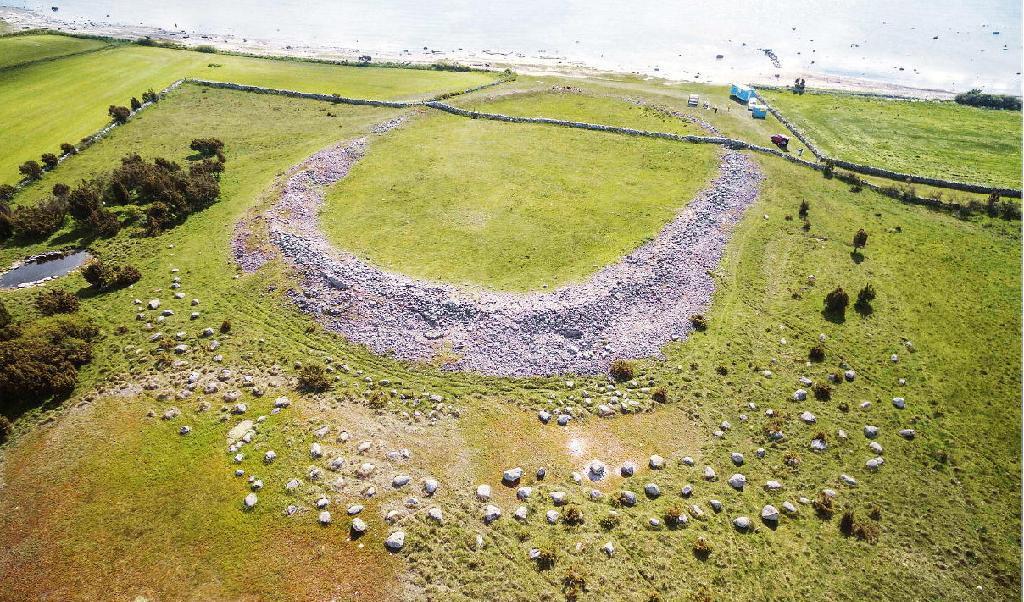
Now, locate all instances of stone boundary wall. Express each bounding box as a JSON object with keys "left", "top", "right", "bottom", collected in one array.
[
  {"left": 755, "top": 90, "right": 1022, "bottom": 198},
  {"left": 186, "top": 79, "right": 418, "bottom": 108}
]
